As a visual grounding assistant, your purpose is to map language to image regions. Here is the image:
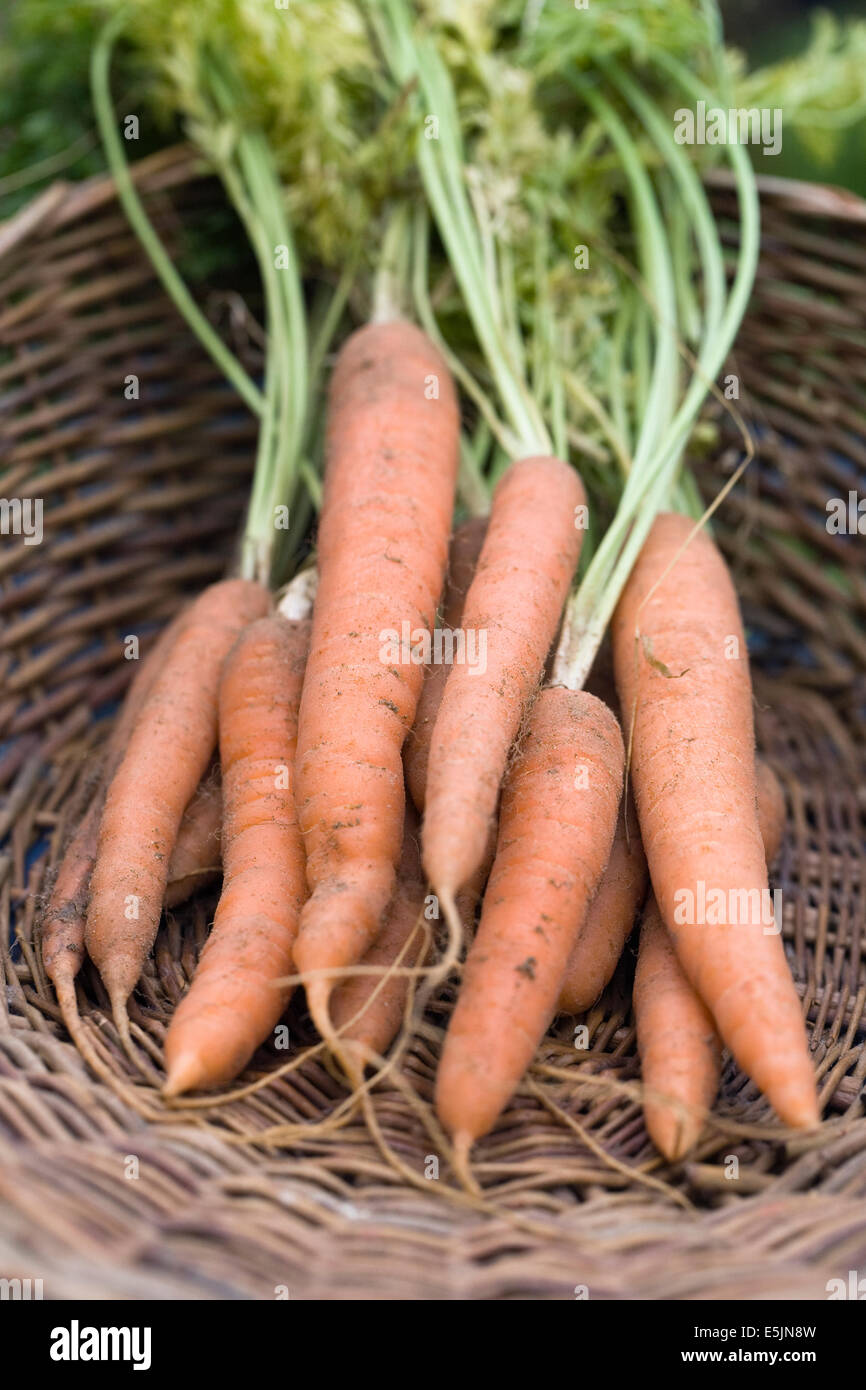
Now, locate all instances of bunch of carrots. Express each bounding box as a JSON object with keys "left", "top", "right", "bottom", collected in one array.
[{"left": 34, "top": 0, "right": 866, "bottom": 1178}]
